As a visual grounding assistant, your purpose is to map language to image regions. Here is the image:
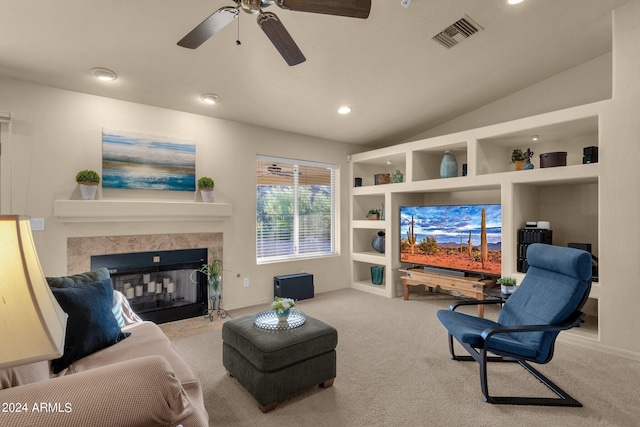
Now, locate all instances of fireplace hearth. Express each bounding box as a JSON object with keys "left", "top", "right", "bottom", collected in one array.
[{"left": 91, "top": 248, "right": 208, "bottom": 324}]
